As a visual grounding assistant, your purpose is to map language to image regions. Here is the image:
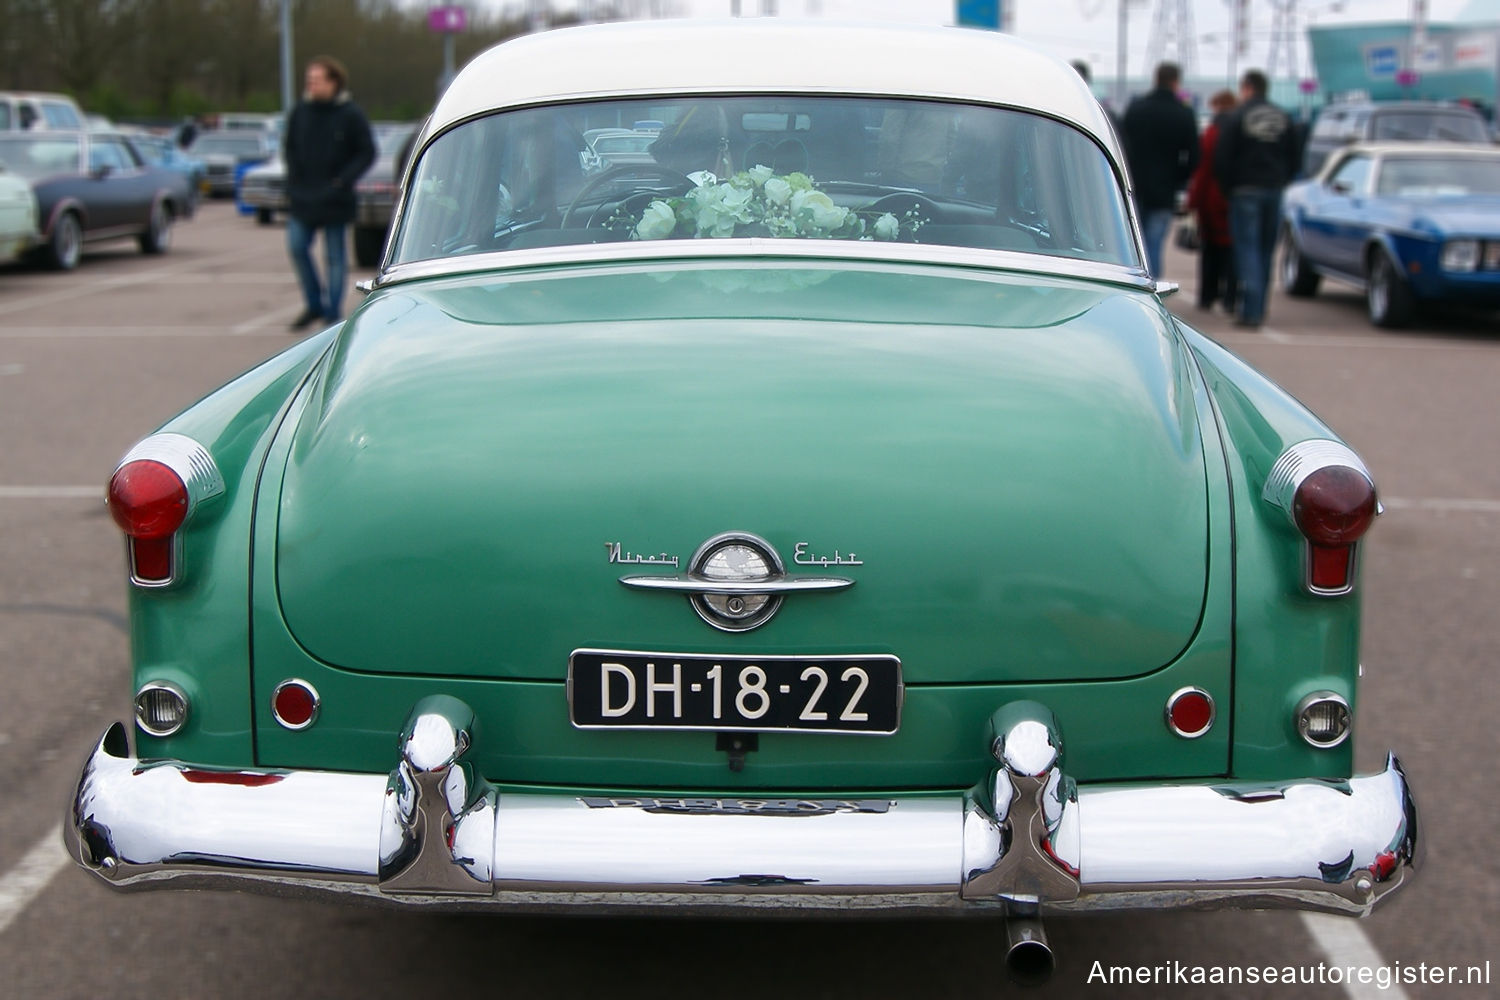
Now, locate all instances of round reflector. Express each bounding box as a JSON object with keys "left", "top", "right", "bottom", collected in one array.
[
  {"left": 1293, "top": 466, "right": 1377, "bottom": 547},
  {"left": 108, "top": 460, "right": 189, "bottom": 539},
  {"left": 1296, "top": 691, "right": 1351, "bottom": 748},
  {"left": 1165, "top": 687, "right": 1215, "bottom": 739},
  {"left": 271, "top": 679, "right": 320, "bottom": 730},
  {"left": 134, "top": 681, "right": 189, "bottom": 737}
]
